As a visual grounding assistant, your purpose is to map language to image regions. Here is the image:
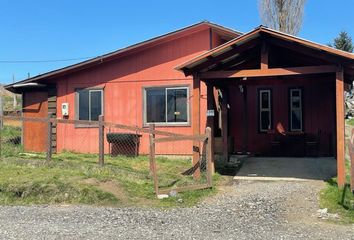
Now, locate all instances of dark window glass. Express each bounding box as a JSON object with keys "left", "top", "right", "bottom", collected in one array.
[
  {"left": 261, "top": 92, "right": 269, "bottom": 108},
  {"left": 77, "top": 89, "right": 103, "bottom": 121},
  {"left": 292, "top": 91, "right": 300, "bottom": 97},
  {"left": 78, "top": 90, "right": 89, "bottom": 120},
  {"left": 167, "top": 89, "right": 187, "bottom": 122},
  {"left": 146, "top": 89, "right": 165, "bottom": 123},
  {"left": 290, "top": 89, "right": 302, "bottom": 131},
  {"left": 90, "top": 91, "right": 102, "bottom": 121},
  {"left": 259, "top": 90, "right": 272, "bottom": 132},
  {"left": 291, "top": 110, "right": 301, "bottom": 130},
  {"left": 145, "top": 87, "right": 188, "bottom": 124},
  {"left": 261, "top": 111, "right": 270, "bottom": 130},
  {"left": 292, "top": 98, "right": 300, "bottom": 108}
]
